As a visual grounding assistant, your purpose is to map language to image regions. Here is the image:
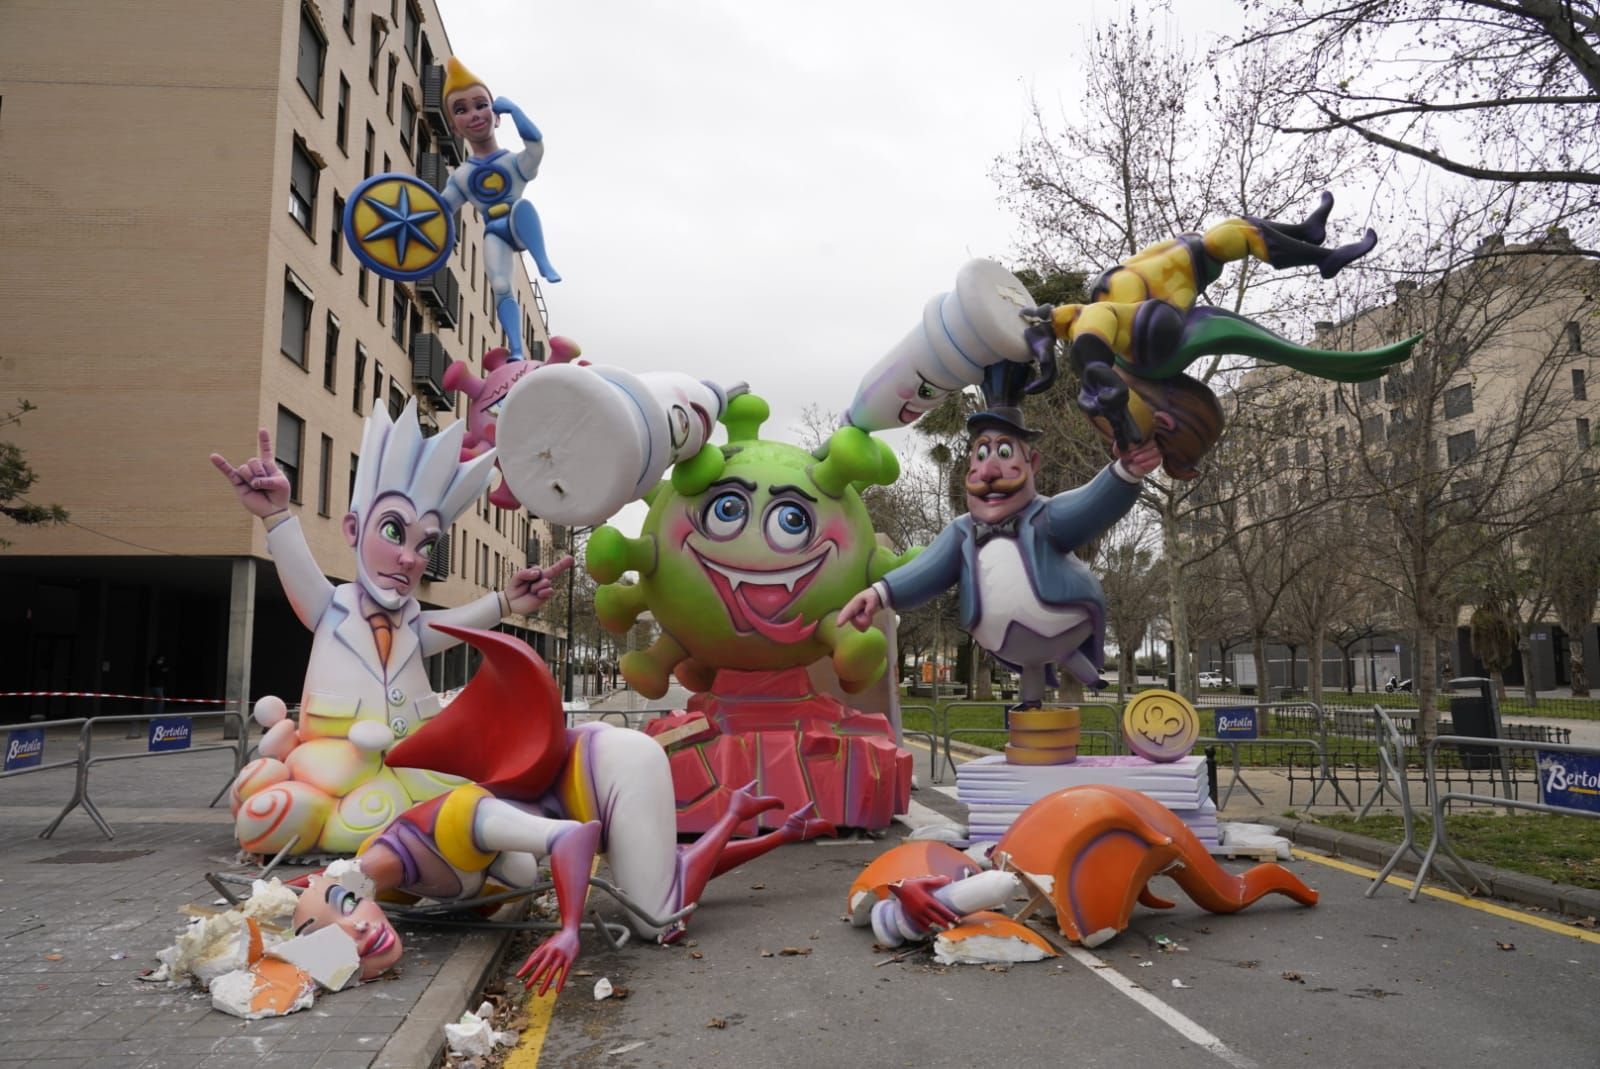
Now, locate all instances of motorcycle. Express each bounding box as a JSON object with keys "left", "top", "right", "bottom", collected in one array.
[{"left": 1384, "top": 675, "right": 1413, "bottom": 694}]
